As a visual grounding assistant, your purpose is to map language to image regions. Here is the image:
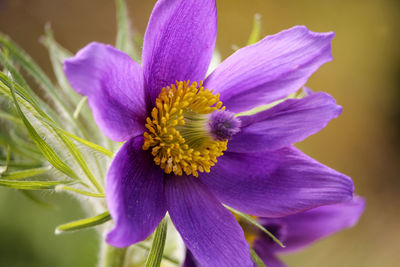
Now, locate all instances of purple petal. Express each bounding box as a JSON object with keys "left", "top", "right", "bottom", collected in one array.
[
  {"left": 253, "top": 247, "right": 287, "bottom": 267},
  {"left": 64, "top": 42, "right": 147, "bottom": 141},
  {"left": 142, "top": 0, "right": 217, "bottom": 103},
  {"left": 205, "top": 26, "right": 334, "bottom": 113},
  {"left": 200, "top": 146, "right": 353, "bottom": 218},
  {"left": 183, "top": 249, "right": 199, "bottom": 267},
  {"left": 303, "top": 86, "right": 314, "bottom": 96},
  {"left": 257, "top": 196, "right": 365, "bottom": 253},
  {"left": 106, "top": 136, "right": 166, "bottom": 247},
  {"left": 165, "top": 175, "right": 253, "bottom": 267},
  {"left": 229, "top": 92, "right": 342, "bottom": 152}
]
